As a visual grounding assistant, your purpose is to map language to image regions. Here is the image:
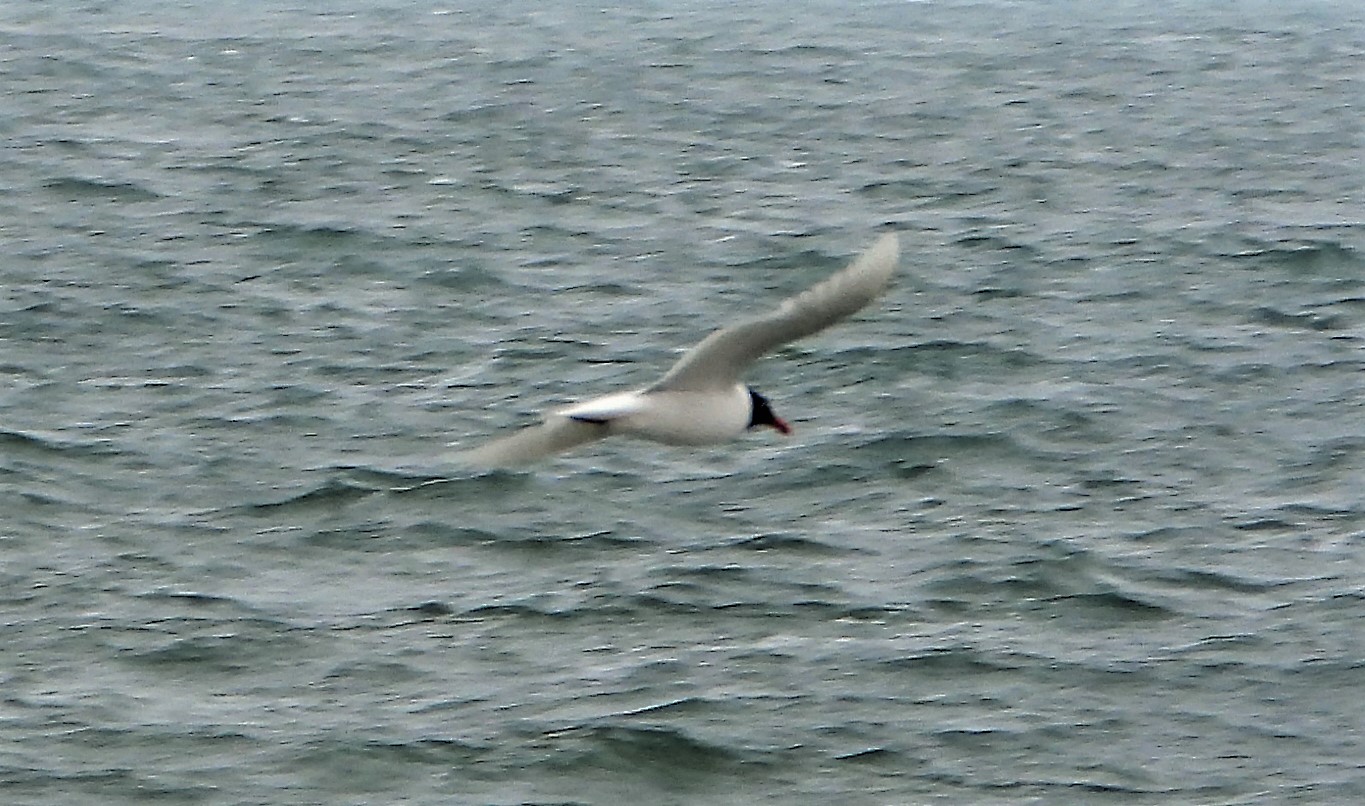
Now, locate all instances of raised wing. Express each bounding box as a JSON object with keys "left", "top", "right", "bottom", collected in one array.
[
  {"left": 649, "top": 233, "right": 898, "bottom": 393},
  {"left": 458, "top": 415, "right": 607, "bottom": 468}
]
